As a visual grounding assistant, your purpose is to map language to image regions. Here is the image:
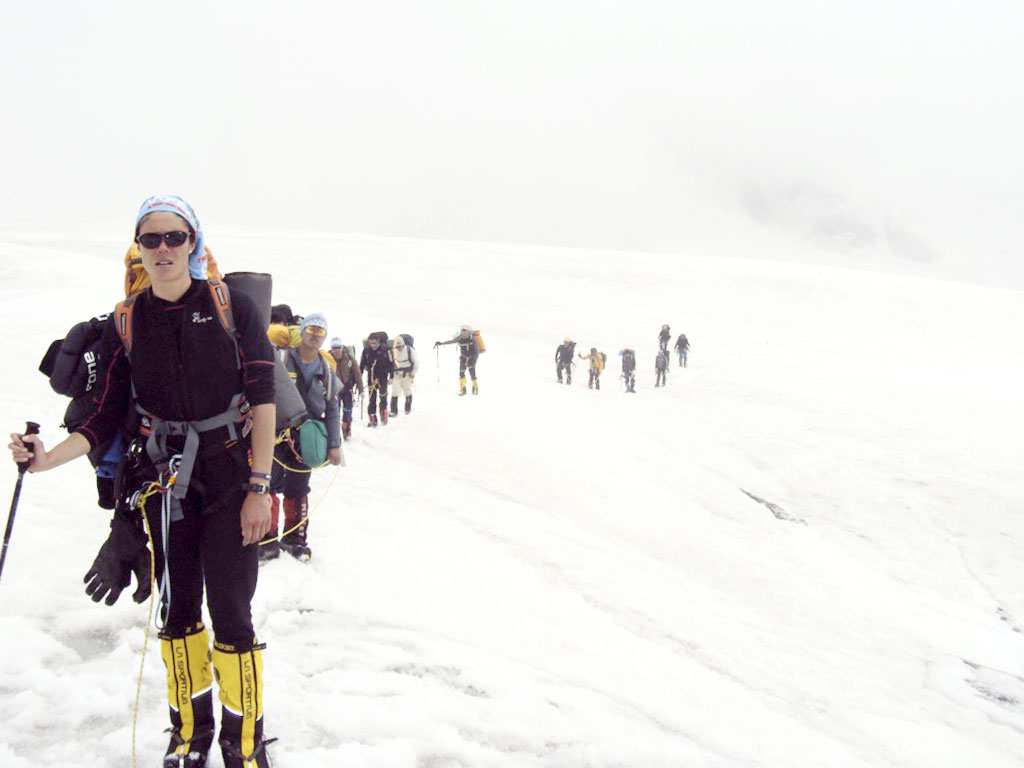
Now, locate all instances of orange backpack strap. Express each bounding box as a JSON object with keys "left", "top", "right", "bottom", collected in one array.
[
  {"left": 114, "top": 294, "right": 138, "bottom": 357},
  {"left": 207, "top": 278, "right": 241, "bottom": 368},
  {"left": 207, "top": 277, "right": 235, "bottom": 336}
]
